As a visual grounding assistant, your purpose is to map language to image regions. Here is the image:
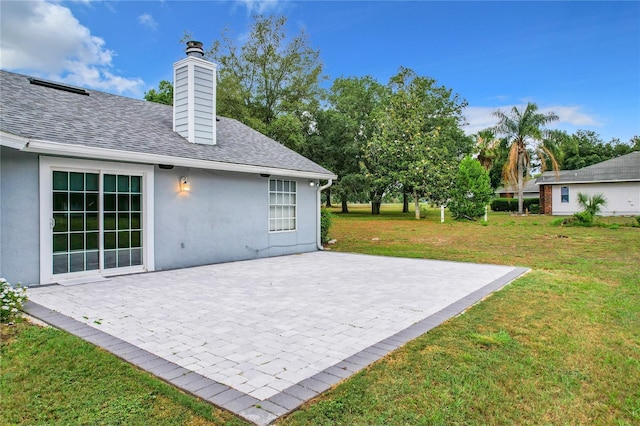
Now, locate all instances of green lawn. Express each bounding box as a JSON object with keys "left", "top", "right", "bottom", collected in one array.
[{"left": 2, "top": 206, "right": 639, "bottom": 425}]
